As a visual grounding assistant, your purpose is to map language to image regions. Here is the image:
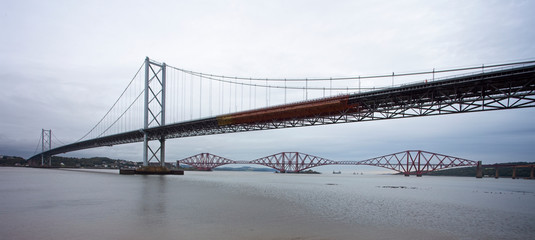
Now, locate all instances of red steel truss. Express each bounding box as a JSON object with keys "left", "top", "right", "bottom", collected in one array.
[
  {"left": 349, "top": 150, "right": 479, "bottom": 176},
  {"left": 249, "top": 152, "right": 338, "bottom": 173},
  {"left": 178, "top": 153, "right": 238, "bottom": 171},
  {"left": 177, "top": 150, "right": 478, "bottom": 174}
]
